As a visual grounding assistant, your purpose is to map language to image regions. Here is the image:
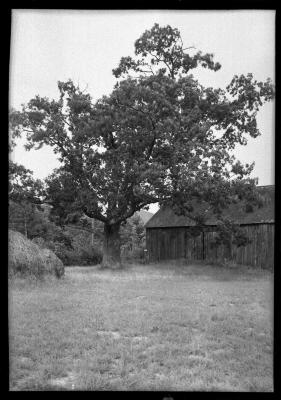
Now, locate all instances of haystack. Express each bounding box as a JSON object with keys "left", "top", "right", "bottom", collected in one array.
[{"left": 8, "top": 230, "right": 64, "bottom": 278}]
